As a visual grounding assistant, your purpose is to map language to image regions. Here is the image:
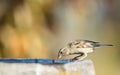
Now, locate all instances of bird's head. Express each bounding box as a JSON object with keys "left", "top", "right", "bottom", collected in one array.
[{"left": 57, "top": 47, "right": 70, "bottom": 59}]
